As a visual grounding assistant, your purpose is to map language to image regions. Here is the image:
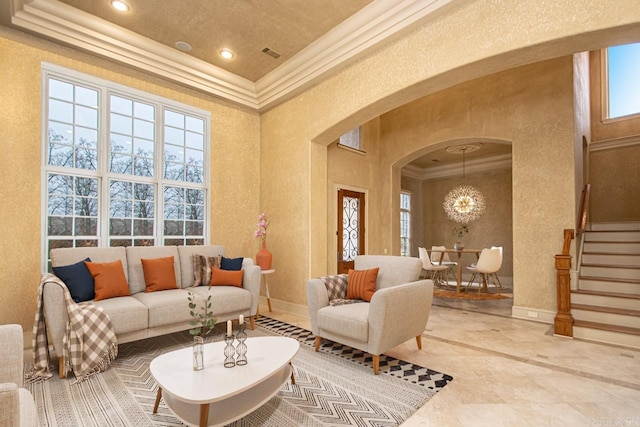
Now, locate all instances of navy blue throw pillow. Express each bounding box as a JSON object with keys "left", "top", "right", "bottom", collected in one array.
[
  {"left": 221, "top": 256, "right": 243, "bottom": 271},
  {"left": 52, "top": 258, "right": 95, "bottom": 303}
]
